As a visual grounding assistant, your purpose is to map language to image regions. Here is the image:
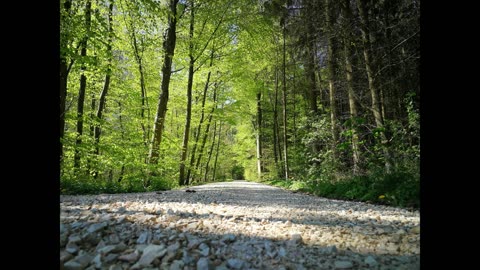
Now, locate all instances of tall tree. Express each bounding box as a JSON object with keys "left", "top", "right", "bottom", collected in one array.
[
  {"left": 148, "top": 0, "right": 180, "bottom": 168},
  {"left": 179, "top": 0, "right": 196, "bottom": 186},
  {"left": 304, "top": 0, "right": 318, "bottom": 115},
  {"left": 194, "top": 84, "right": 218, "bottom": 179},
  {"left": 212, "top": 118, "right": 223, "bottom": 182},
  {"left": 356, "top": 0, "right": 392, "bottom": 172},
  {"left": 255, "top": 90, "right": 262, "bottom": 179},
  {"left": 73, "top": 0, "right": 92, "bottom": 170},
  {"left": 341, "top": 0, "right": 362, "bottom": 174},
  {"left": 203, "top": 120, "right": 217, "bottom": 182},
  {"left": 325, "top": 0, "right": 340, "bottom": 162},
  {"left": 60, "top": 0, "right": 73, "bottom": 163},
  {"left": 94, "top": 0, "right": 115, "bottom": 157},
  {"left": 281, "top": 15, "right": 289, "bottom": 180},
  {"left": 273, "top": 64, "right": 283, "bottom": 177},
  {"left": 121, "top": 0, "right": 151, "bottom": 149}
]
